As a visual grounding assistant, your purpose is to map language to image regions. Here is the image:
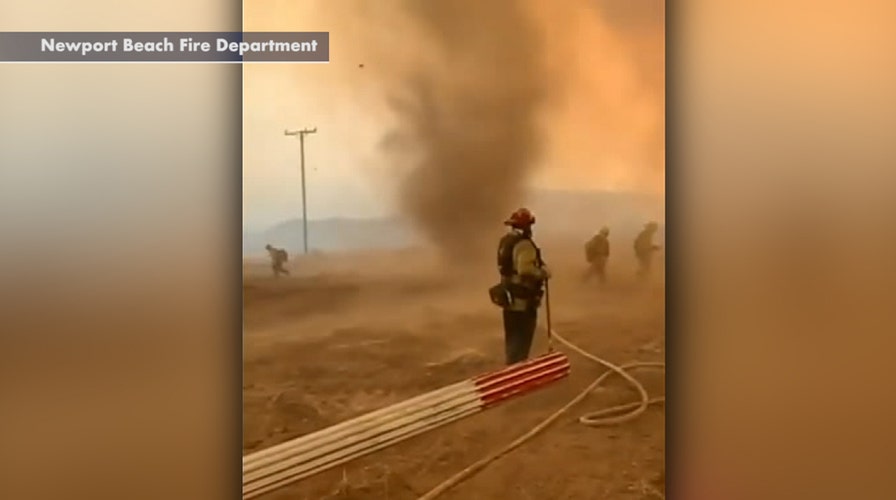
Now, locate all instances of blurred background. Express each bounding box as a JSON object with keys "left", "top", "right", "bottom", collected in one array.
[{"left": 0, "top": 2, "right": 241, "bottom": 500}]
